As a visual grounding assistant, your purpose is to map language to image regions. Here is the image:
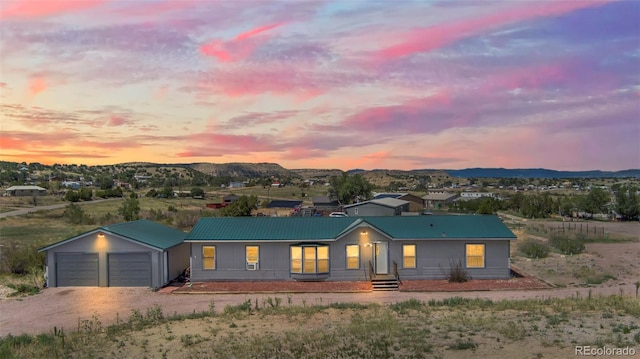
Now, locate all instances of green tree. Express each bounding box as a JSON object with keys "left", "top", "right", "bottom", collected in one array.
[
  {"left": 220, "top": 195, "right": 258, "bottom": 216},
  {"left": 118, "top": 197, "right": 140, "bottom": 221},
  {"left": 615, "top": 185, "right": 640, "bottom": 220},
  {"left": 160, "top": 186, "right": 174, "bottom": 198},
  {"left": 581, "top": 187, "right": 609, "bottom": 217},
  {"left": 64, "top": 190, "right": 81, "bottom": 202},
  {"left": 78, "top": 187, "right": 93, "bottom": 201},
  {"left": 329, "top": 173, "right": 373, "bottom": 205},
  {"left": 63, "top": 203, "right": 90, "bottom": 224},
  {"left": 191, "top": 187, "right": 205, "bottom": 198},
  {"left": 477, "top": 198, "right": 501, "bottom": 214}
]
